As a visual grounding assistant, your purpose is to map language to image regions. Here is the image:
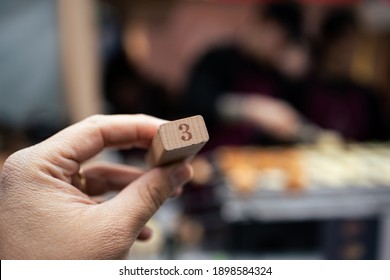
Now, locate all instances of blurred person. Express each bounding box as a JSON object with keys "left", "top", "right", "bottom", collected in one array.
[
  {"left": 179, "top": 1, "right": 315, "bottom": 253},
  {"left": 300, "top": 8, "right": 387, "bottom": 141},
  {"left": 184, "top": 1, "right": 311, "bottom": 150},
  {"left": 102, "top": 0, "right": 183, "bottom": 121},
  {"left": 101, "top": 0, "right": 189, "bottom": 166},
  {"left": 0, "top": 114, "right": 193, "bottom": 259},
  {"left": 103, "top": 36, "right": 181, "bottom": 120}
]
